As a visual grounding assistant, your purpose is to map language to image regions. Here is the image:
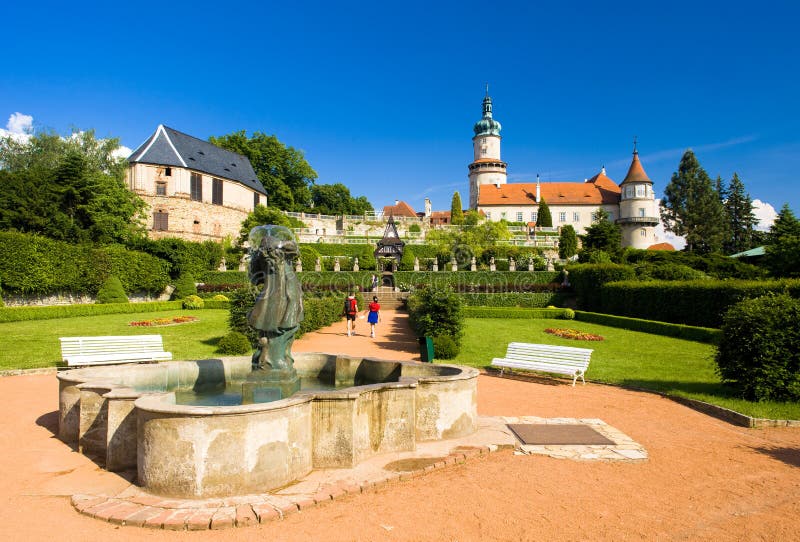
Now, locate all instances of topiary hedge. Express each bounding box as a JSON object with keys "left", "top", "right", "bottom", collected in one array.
[
  {"left": 216, "top": 331, "right": 252, "bottom": 355},
  {"left": 457, "top": 292, "right": 568, "bottom": 308},
  {"left": 172, "top": 274, "right": 198, "bottom": 300},
  {"left": 0, "top": 301, "right": 184, "bottom": 322},
  {"left": 715, "top": 294, "right": 800, "bottom": 401},
  {"left": 463, "top": 307, "right": 571, "bottom": 319},
  {"left": 574, "top": 311, "right": 721, "bottom": 344},
  {"left": 0, "top": 231, "right": 170, "bottom": 296},
  {"left": 598, "top": 279, "right": 800, "bottom": 328},
  {"left": 95, "top": 276, "right": 129, "bottom": 304},
  {"left": 567, "top": 263, "right": 637, "bottom": 311}
]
